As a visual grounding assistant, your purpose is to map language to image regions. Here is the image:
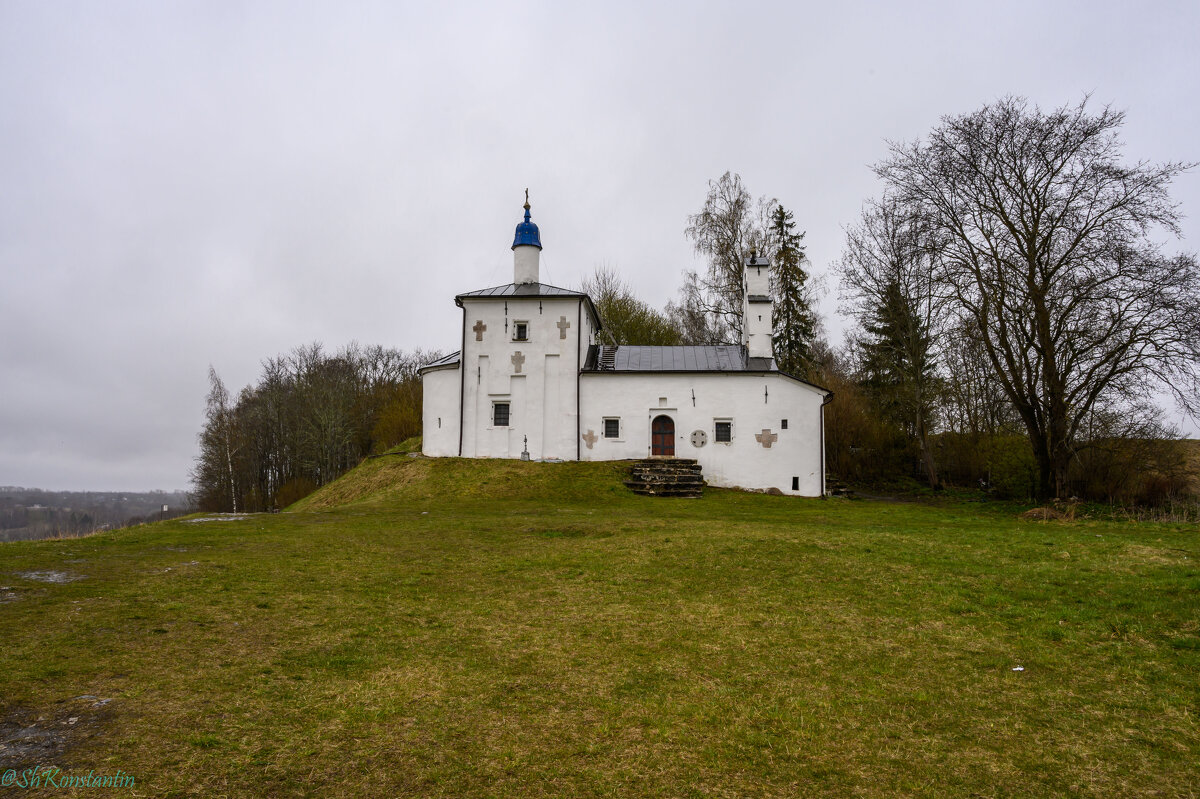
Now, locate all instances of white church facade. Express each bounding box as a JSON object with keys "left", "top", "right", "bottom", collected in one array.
[{"left": 419, "top": 200, "right": 832, "bottom": 496}]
